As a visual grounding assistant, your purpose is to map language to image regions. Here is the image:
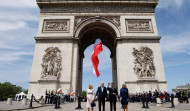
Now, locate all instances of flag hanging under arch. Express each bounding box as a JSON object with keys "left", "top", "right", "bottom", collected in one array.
[{"left": 91, "top": 38, "right": 103, "bottom": 77}]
